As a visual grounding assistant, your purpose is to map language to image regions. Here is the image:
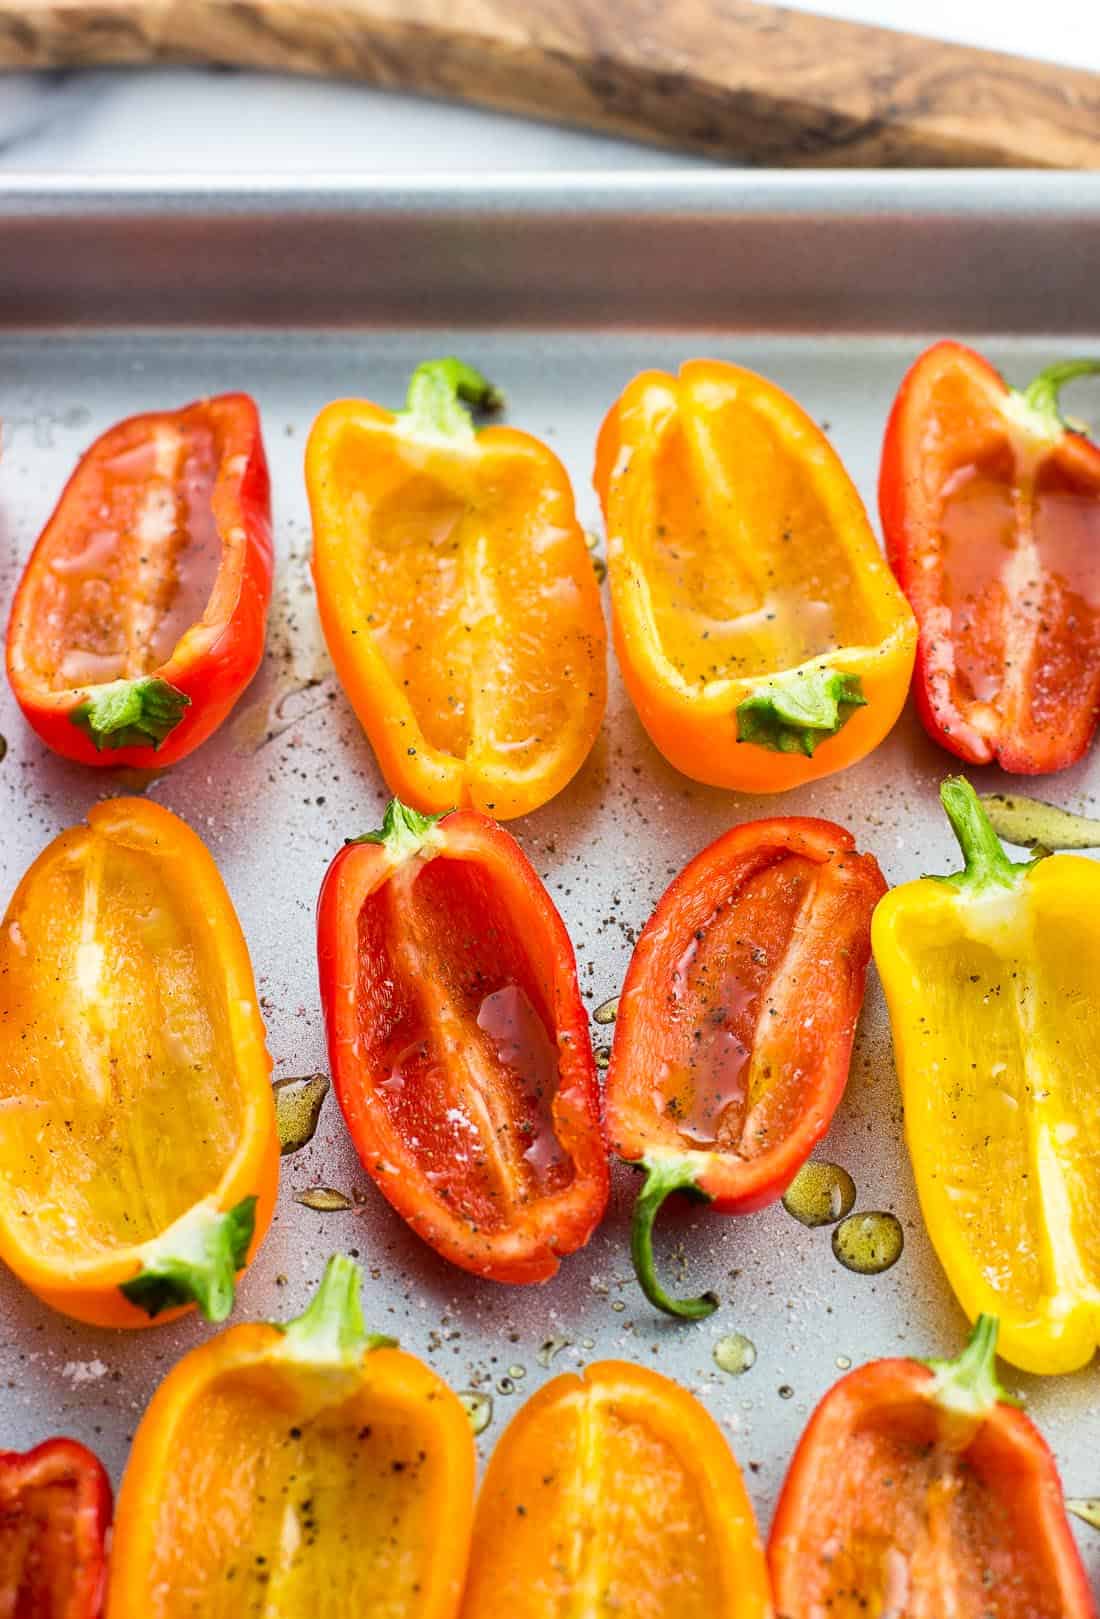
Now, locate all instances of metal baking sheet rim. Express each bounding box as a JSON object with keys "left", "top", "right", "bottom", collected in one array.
[{"left": 0, "top": 172, "right": 1098, "bottom": 1577}]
